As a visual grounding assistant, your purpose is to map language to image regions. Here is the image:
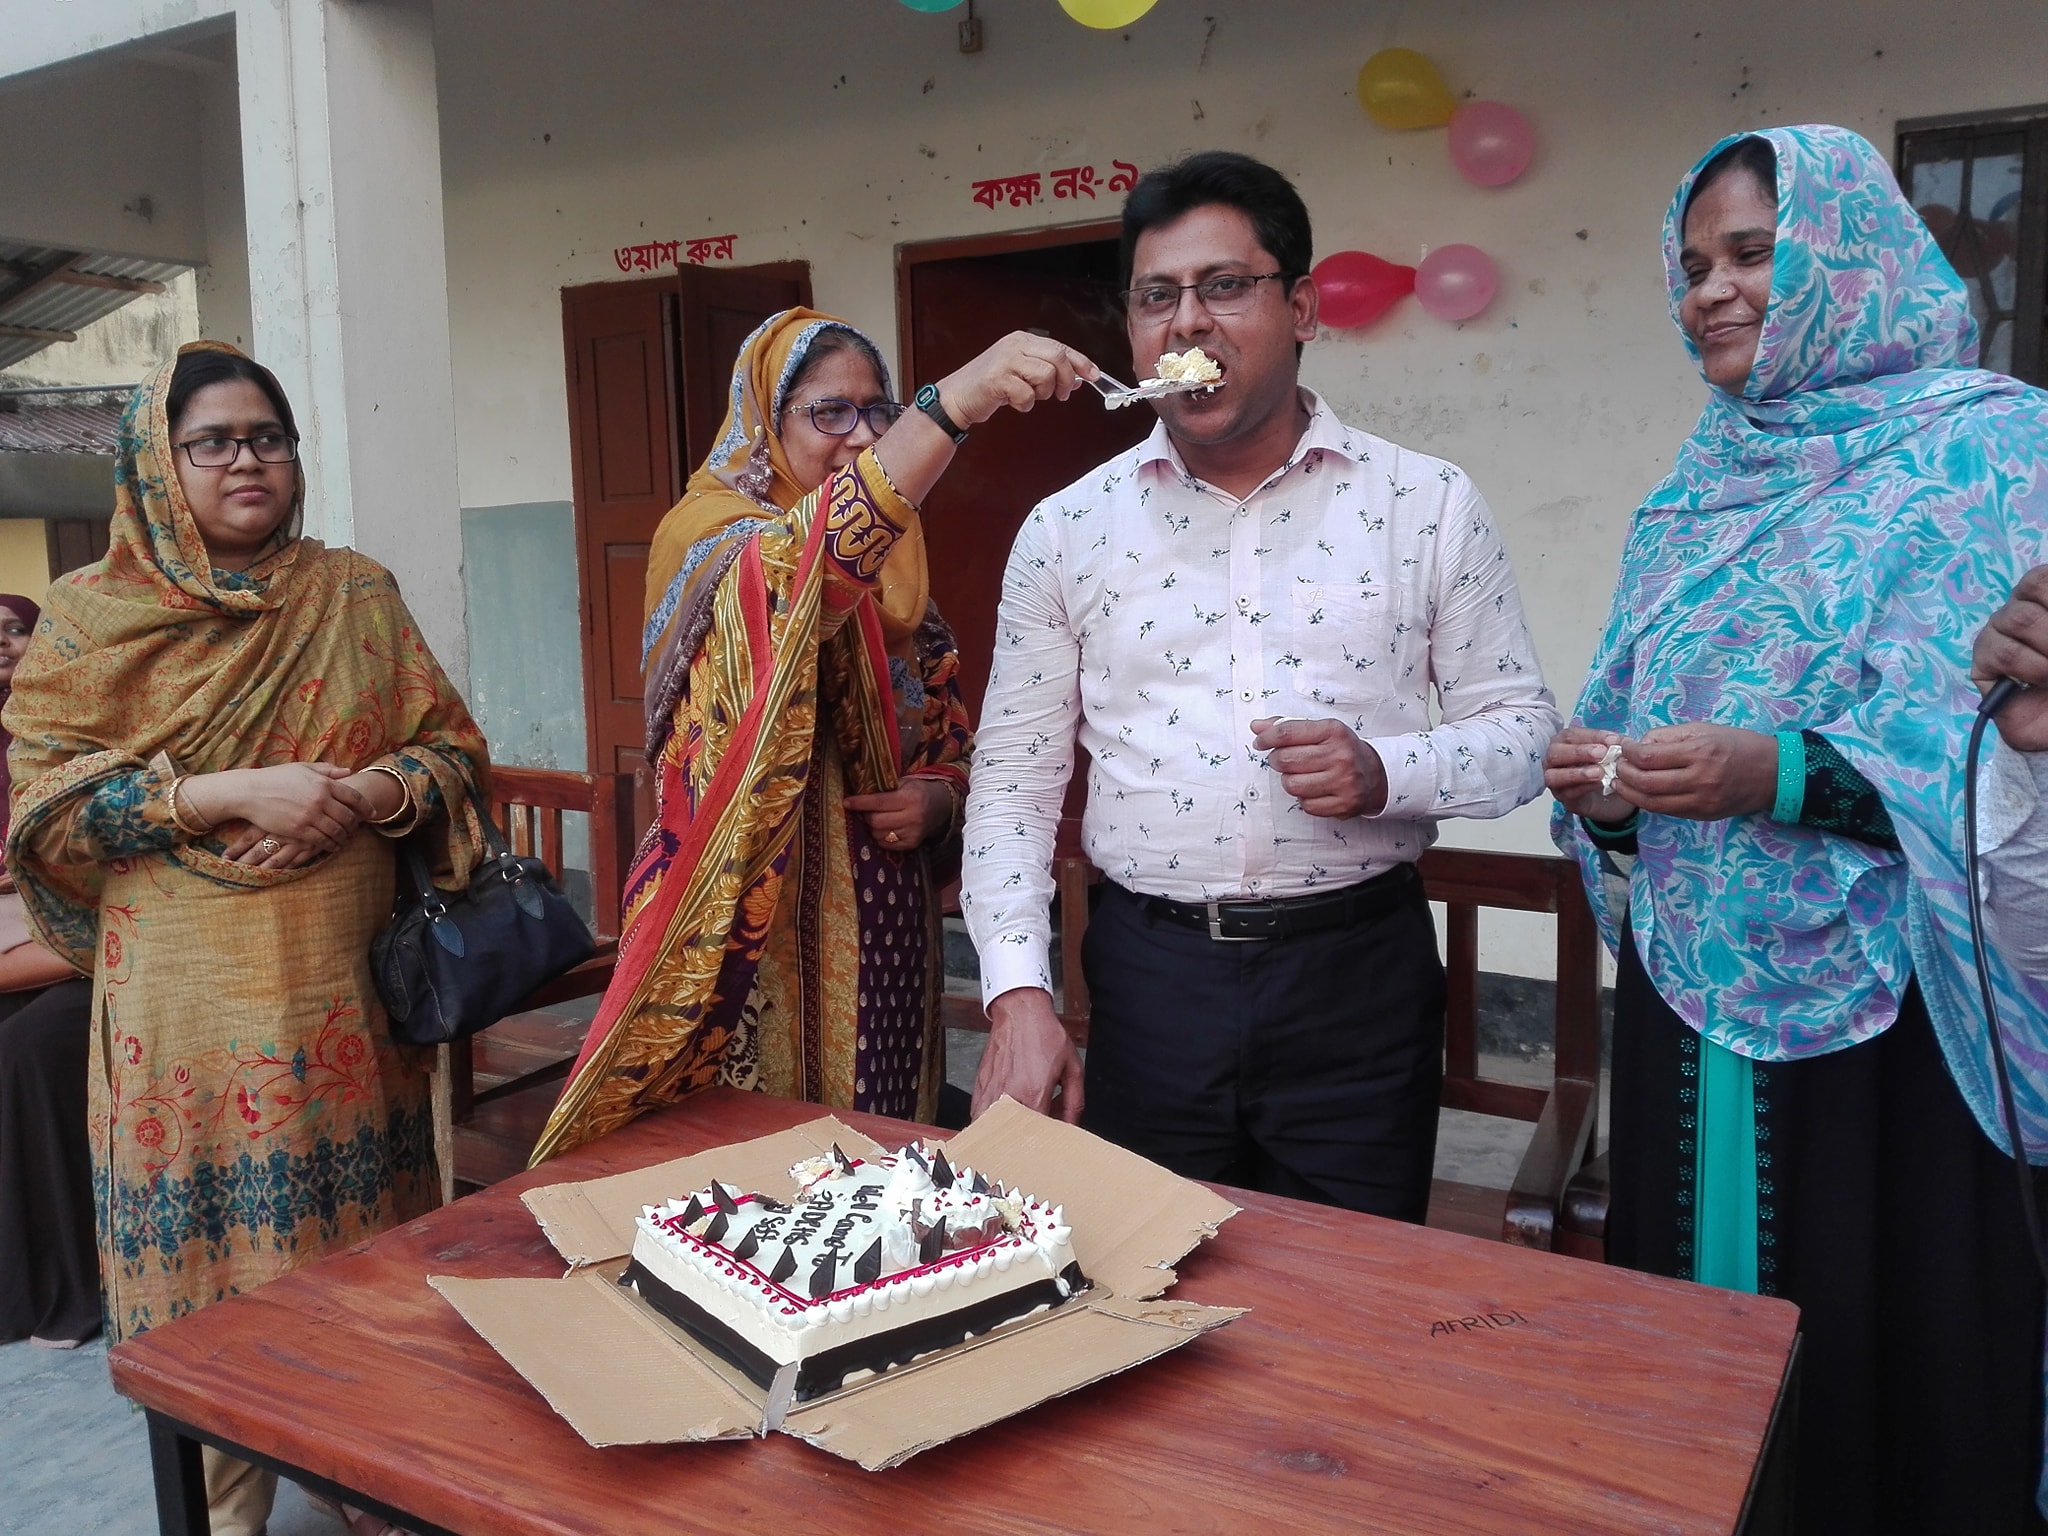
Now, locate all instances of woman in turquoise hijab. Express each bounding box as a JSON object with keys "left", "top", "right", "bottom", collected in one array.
[{"left": 1549, "top": 125, "right": 2048, "bottom": 1533}]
